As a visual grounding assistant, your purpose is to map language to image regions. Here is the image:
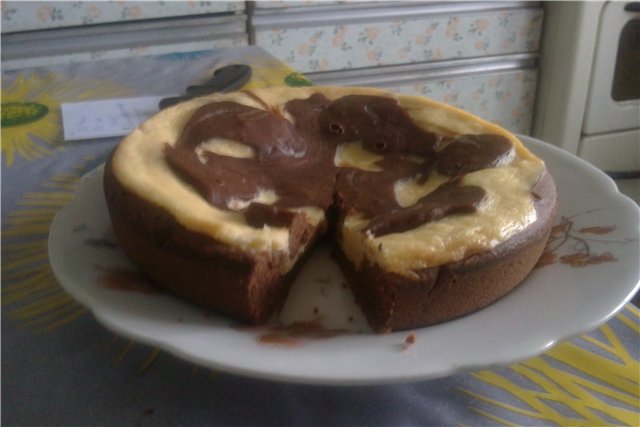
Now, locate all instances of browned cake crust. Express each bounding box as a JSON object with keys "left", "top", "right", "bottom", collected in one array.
[
  {"left": 104, "top": 155, "right": 324, "bottom": 324},
  {"left": 335, "top": 170, "right": 557, "bottom": 332},
  {"left": 105, "top": 153, "right": 556, "bottom": 331}
]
